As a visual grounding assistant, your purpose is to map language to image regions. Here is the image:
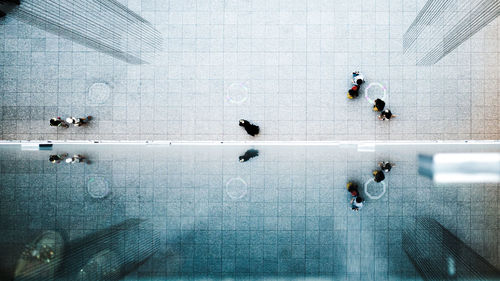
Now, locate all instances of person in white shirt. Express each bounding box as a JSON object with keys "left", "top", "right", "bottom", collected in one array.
[
  {"left": 351, "top": 196, "right": 364, "bottom": 211},
  {"left": 66, "top": 116, "right": 92, "bottom": 127},
  {"left": 352, "top": 71, "right": 365, "bottom": 86},
  {"left": 65, "top": 154, "right": 89, "bottom": 164}
]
